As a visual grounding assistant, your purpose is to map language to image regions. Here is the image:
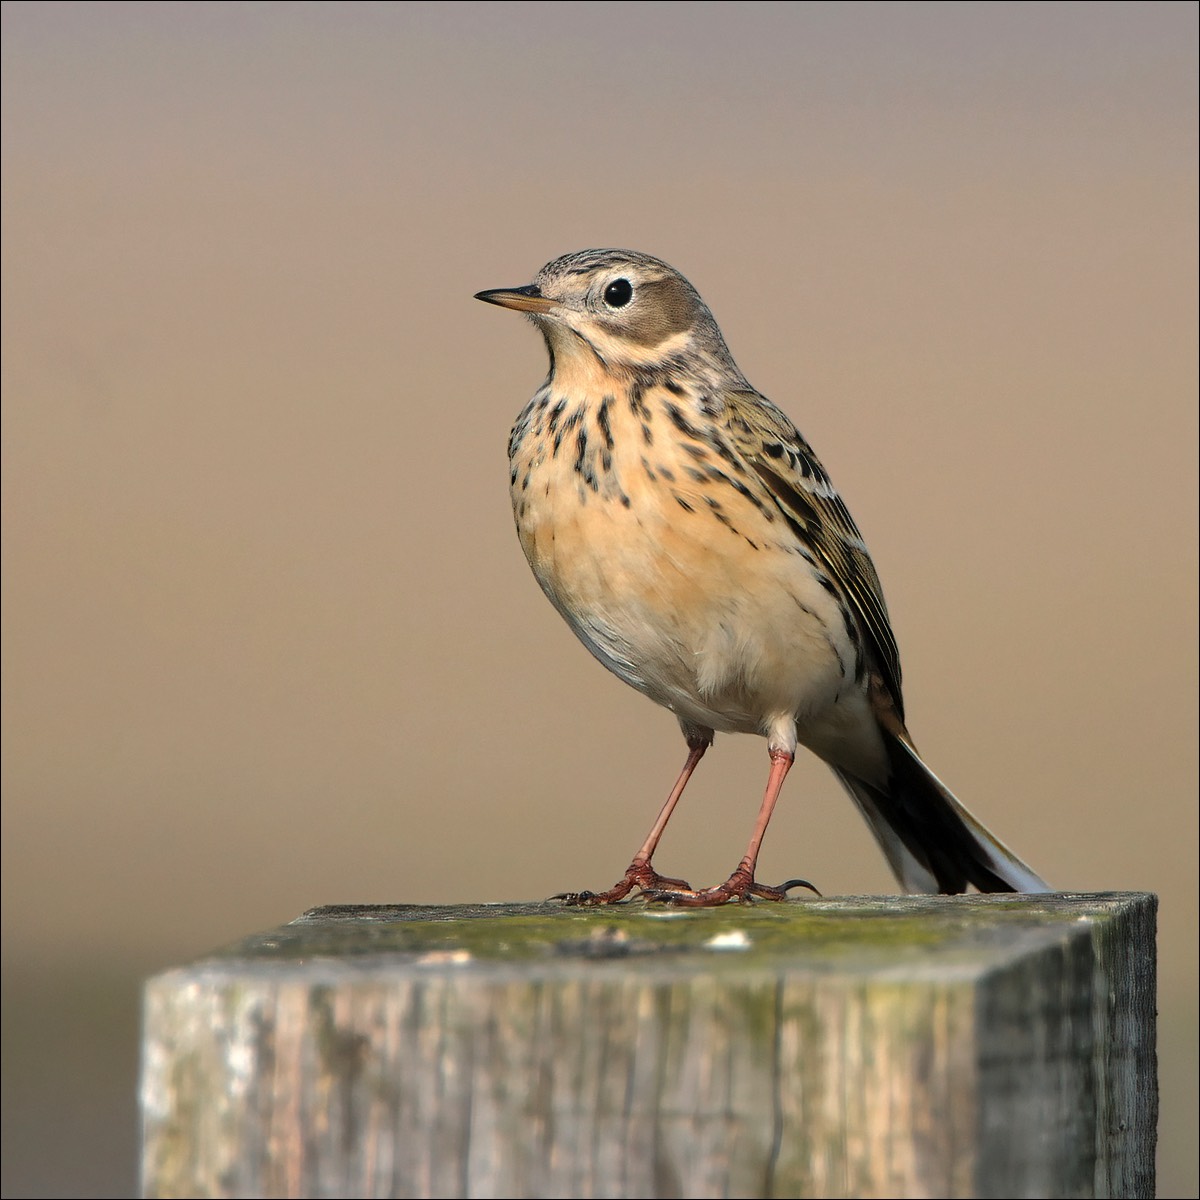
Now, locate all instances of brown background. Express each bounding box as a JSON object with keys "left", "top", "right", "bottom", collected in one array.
[{"left": 2, "top": 3, "right": 1196, "bottom": 1195}]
